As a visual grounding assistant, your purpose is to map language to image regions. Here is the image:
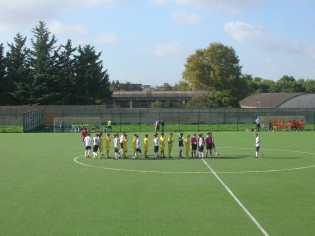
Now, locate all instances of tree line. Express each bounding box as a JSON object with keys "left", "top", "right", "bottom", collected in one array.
[
  {"left": 1, "top": 23, "right": 314, "bottom": 107},
  {"left": 0, "top": 21, "right": 111, "bottom": 105},
  {"left": 175, "top": 42, "right": 315, "bottom": 108}
]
